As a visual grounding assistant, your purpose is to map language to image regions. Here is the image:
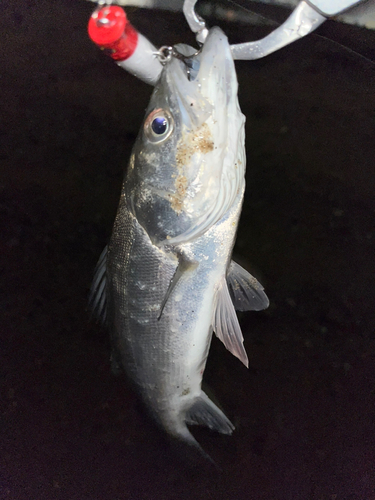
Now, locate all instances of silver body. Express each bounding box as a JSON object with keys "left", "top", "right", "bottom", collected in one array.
[
  {"left": 108, "top": 186, "right": 243, "bottom": 438},
  {"left": 91, "top": 27, "right": 268, "bottom": 452}
]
